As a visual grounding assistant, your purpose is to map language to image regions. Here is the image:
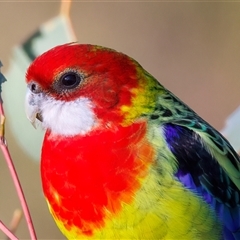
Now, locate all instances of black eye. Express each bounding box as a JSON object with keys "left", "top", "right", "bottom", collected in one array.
[{"left": 59, "top": 72, "right": 82, "bottom": 89}]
